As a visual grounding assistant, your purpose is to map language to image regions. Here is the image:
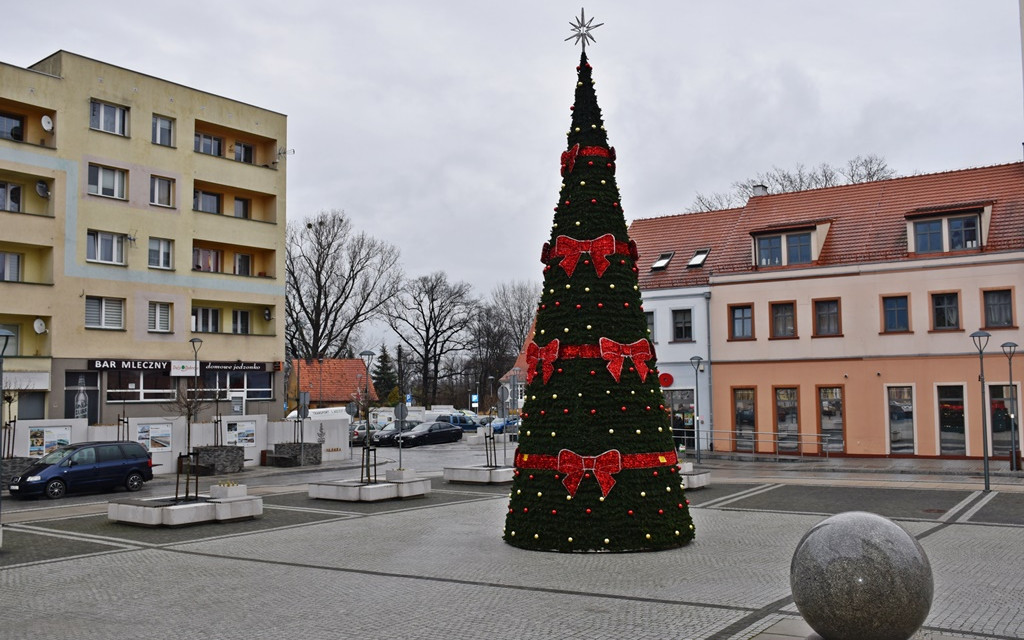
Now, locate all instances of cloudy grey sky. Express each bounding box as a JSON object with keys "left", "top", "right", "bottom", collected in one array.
[{"left": 8, "top": 1, "right": 1023, "bottom": 302}]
